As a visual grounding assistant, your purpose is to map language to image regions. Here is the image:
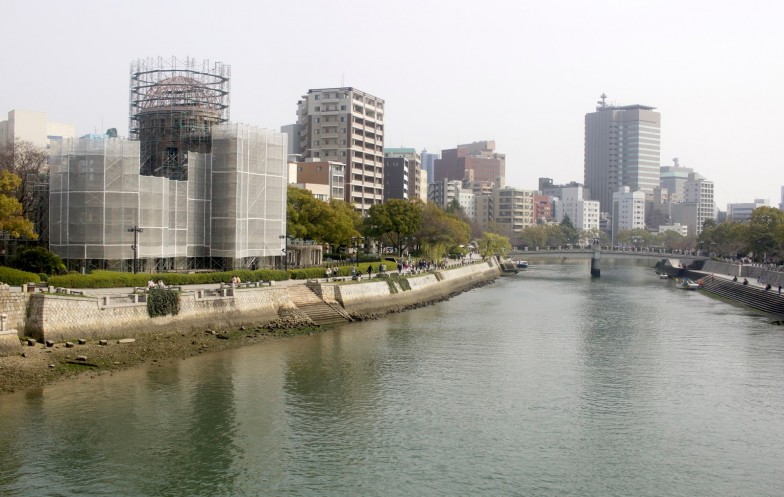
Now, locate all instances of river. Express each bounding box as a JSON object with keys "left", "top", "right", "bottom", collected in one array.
[{"left": 1, "top": 260, "right": 783, "bottom": 497}]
